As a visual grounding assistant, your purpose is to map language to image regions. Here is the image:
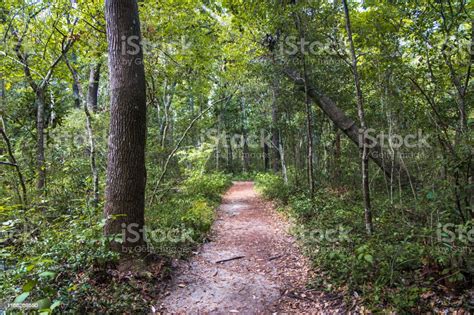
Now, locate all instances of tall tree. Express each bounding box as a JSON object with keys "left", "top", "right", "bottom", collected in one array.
[
  {"left": 14, "top": 22, "right": 75, "bottom": 193},
  {"left": 64, "top": 55, "right": 100, "bottom": 206},
  {"left": 271, "top": 78, "right": 281, "bottom": 172},
  {"left": 104, "top": 0, "right": 148, "bottom": 251},
  {"left": 343, "top": 0, "right": 373, "bottom": 235}
]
